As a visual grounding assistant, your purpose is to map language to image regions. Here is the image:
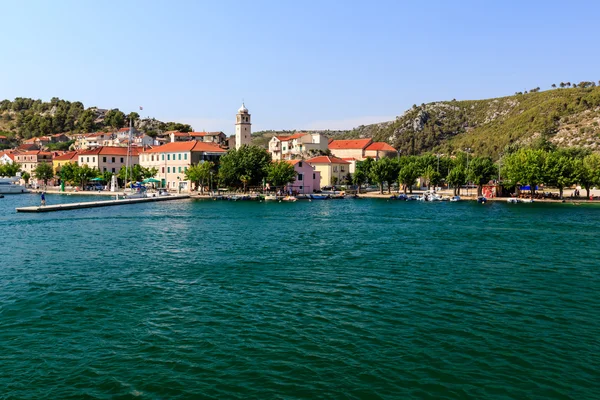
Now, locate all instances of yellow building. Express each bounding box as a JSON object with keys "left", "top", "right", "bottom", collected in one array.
[
  {"left": 53, "top": 152, "right": 79, "bottom": 175},
  {"left": 305, "top": 155, "right": 350, "bottom": 187}
]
